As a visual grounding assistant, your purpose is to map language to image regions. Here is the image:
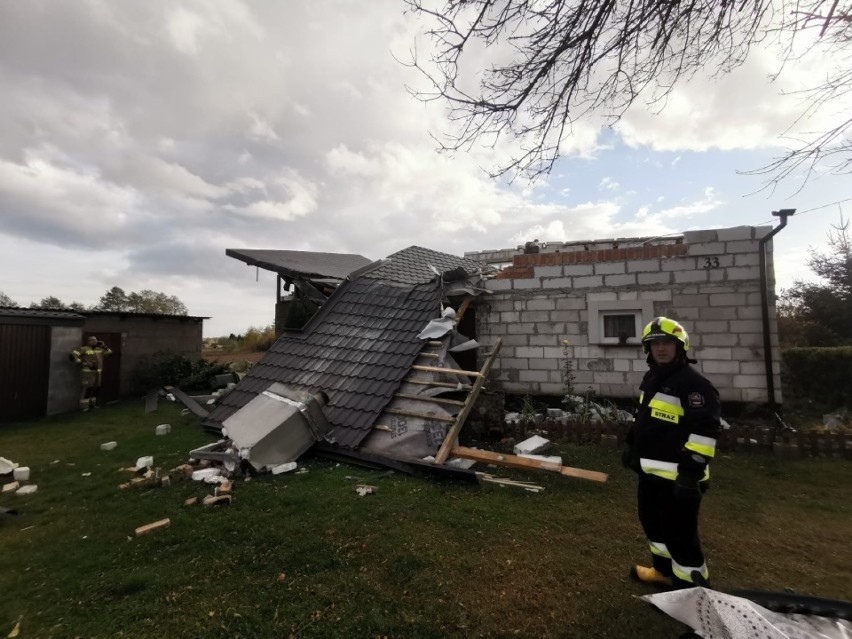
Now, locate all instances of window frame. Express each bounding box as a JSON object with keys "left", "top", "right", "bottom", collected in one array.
[{"left": 587, "top": 299, "right": 654, "bottom": 347}]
